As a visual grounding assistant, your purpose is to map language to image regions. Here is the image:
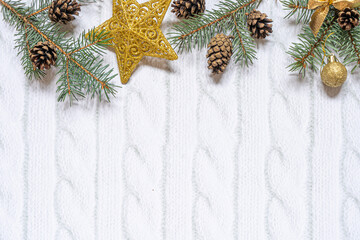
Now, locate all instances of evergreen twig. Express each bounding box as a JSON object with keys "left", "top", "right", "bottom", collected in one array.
[
  {"left": 230, "top": 13, "right": 256, "bottom": 66},
  {"left": 281, "top": 0, "right": 312, "bottom": 23},
  {"left": 232, "top": 14, "right": 246, "bottom": 56},
  {"left": 179, "top": 0, "right": 255, "bottom": 40},
  {"left": 0, "top": 0, "right": 118, "bottom": 102},
  {"left": 288, "top": 19, "right": 336, "bottom": 73},
  {"left": 282, "top": 0, "right": 360, "bottom": 73},
  {"left": 335, "top": 24, "right": 360, "bottom": 72},
  {"left": 168, "top": 0, "right": 261, "bottom": 67},
  {"left": 348, "top": 31, "right": 360, "bottom": 65}
]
